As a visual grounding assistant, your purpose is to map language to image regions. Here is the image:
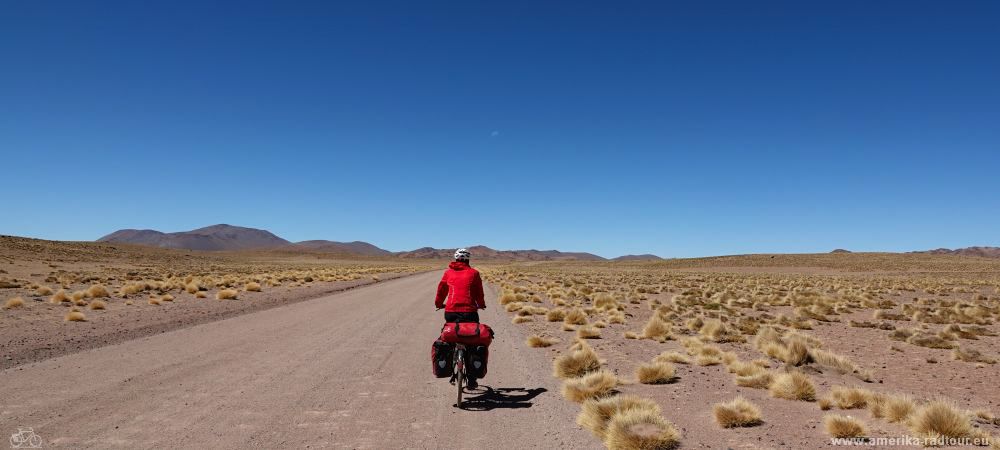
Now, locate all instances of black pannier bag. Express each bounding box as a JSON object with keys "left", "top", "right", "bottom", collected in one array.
[
  {"left": 466, "top": 345, "right": 489, "bottom": 379},
  {"left": 431, "top": 339, "right": 455, "bottom": 378}
]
